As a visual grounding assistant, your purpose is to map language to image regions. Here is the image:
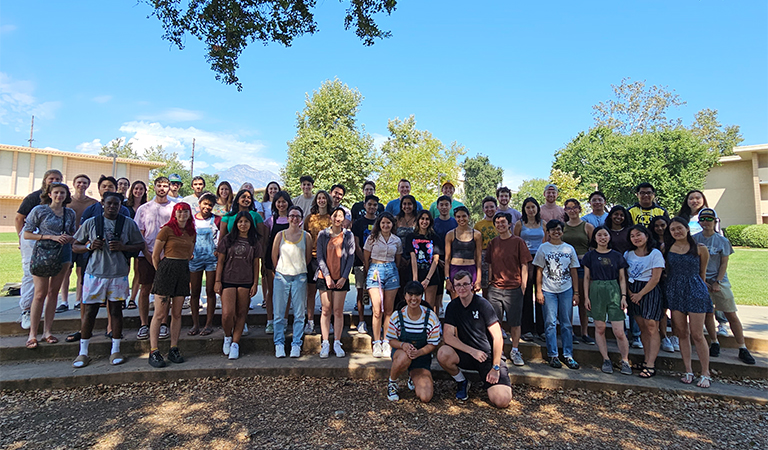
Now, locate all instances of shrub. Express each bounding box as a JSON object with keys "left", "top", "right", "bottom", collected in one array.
[
  {"left": 724, "top": 224, "right": 751, "bottom": 246},
  {"left": 740, "top": 224, "right": 768, "bottom": 249}
]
